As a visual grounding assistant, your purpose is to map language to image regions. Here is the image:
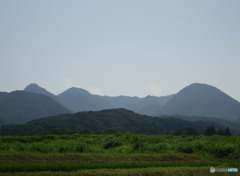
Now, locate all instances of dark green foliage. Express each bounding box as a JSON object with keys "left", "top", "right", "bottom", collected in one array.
[
  {"left": 0, "top": 134, "right": 240, "bottom": 161},
  {"left": 217, "top": 128, "right": 224, "bottom": 135},
  {"left": 174, "top": 127, "right": 197, "bottom": 135},
  {"left": 75, "top": 144, "right": 85, "bottom": 153},
  {"left": 0, "top": 109, "right": 227, "bottom": 136},
  {"left": 224, "top": 127, "right": 232, "bottom": 136},
  {"left": 58, "top": 147, "right": 67, "bottom": 153},
  {"left": 51, "top": 128, "right": 77, "bottom": 135},
  {"left": 177, "top": 144, "right": 194, "bottom": 154},
  {"left": 174, "top": 115, "right": 240, "bottom": 132},
  {"left": 0, "top": 134, "right": 240, "bottom": 175},
  {"left": 132, "top": 142, "right": 145, "bottom": 151},
  {"left": 174, "top": 130, "right": 182, "bottom": 135},
  {"left": 204, "top": 126, "right": 216, "bottom": 136},
  {"left": 212, "top": 145, "right": 235, "bottom": 158},
  {"left": 0, "top": 162, "right": 225, "bottom": 173},
  {"left": 216, "top": 127, "right": 232, "bottom": 136},
  {"left": 103, "top": 138, "right": 122, "bottom": 149}
]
